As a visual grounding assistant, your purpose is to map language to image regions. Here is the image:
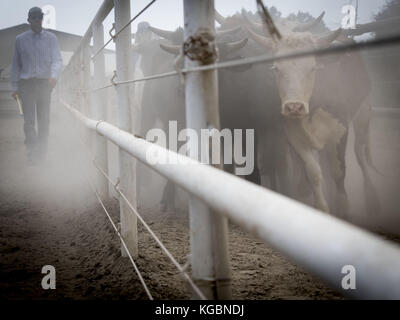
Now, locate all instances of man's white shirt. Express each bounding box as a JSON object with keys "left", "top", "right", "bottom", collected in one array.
[{"left": 11, "top": 29, "right": 63, "bottom": 91}]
